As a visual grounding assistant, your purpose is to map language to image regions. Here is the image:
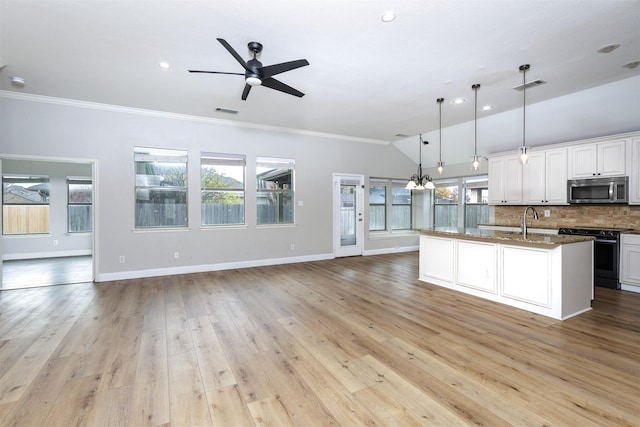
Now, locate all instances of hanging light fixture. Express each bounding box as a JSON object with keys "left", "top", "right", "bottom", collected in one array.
[
  {"left": 436, "top": 97, "right": 445, "bottom": 174},
  {"left": 471, "top": 83, "right": 481, "bottom": 170},
  {"left": 405, "top": 134, "right": 435, "bottom": 190},
  {"left": 519, "top": 64, "right": 530, "bottom": 164}
]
